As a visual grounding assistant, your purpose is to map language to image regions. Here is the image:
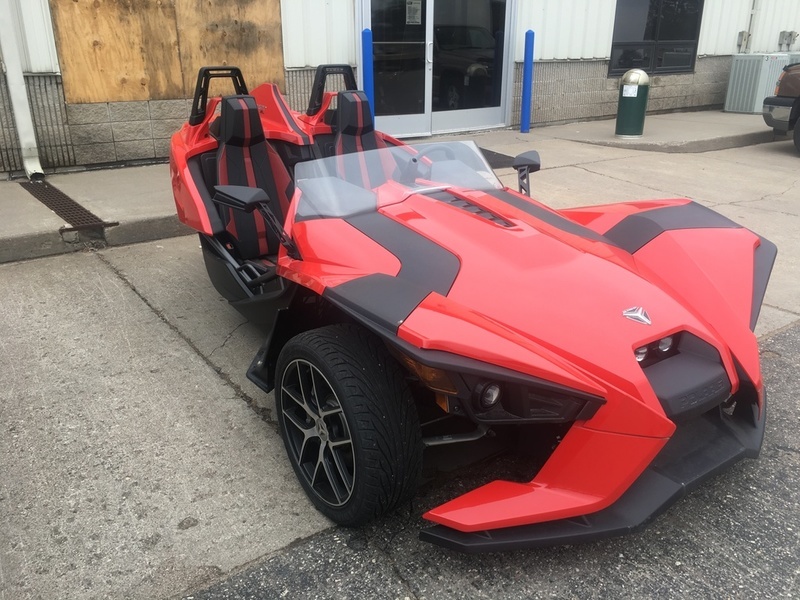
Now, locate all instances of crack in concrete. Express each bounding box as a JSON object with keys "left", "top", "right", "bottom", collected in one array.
[
  {"left": 570, "top": 163, "right": 683, "bottom": 197},
  {"left": 208, "top": 321, "right": 248, "bottom": 358},
  {"left": 730, "top": 179, "right": 800, "bottom": 211},
  {"left": 763, "top": 303, "right": 800, "bottom": 317},
  {"left": 93, "top": 252, "right": 274, "bottom": 425},
  {"left": 366, "top": 524, "right": 422, "bottom": 600}
]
